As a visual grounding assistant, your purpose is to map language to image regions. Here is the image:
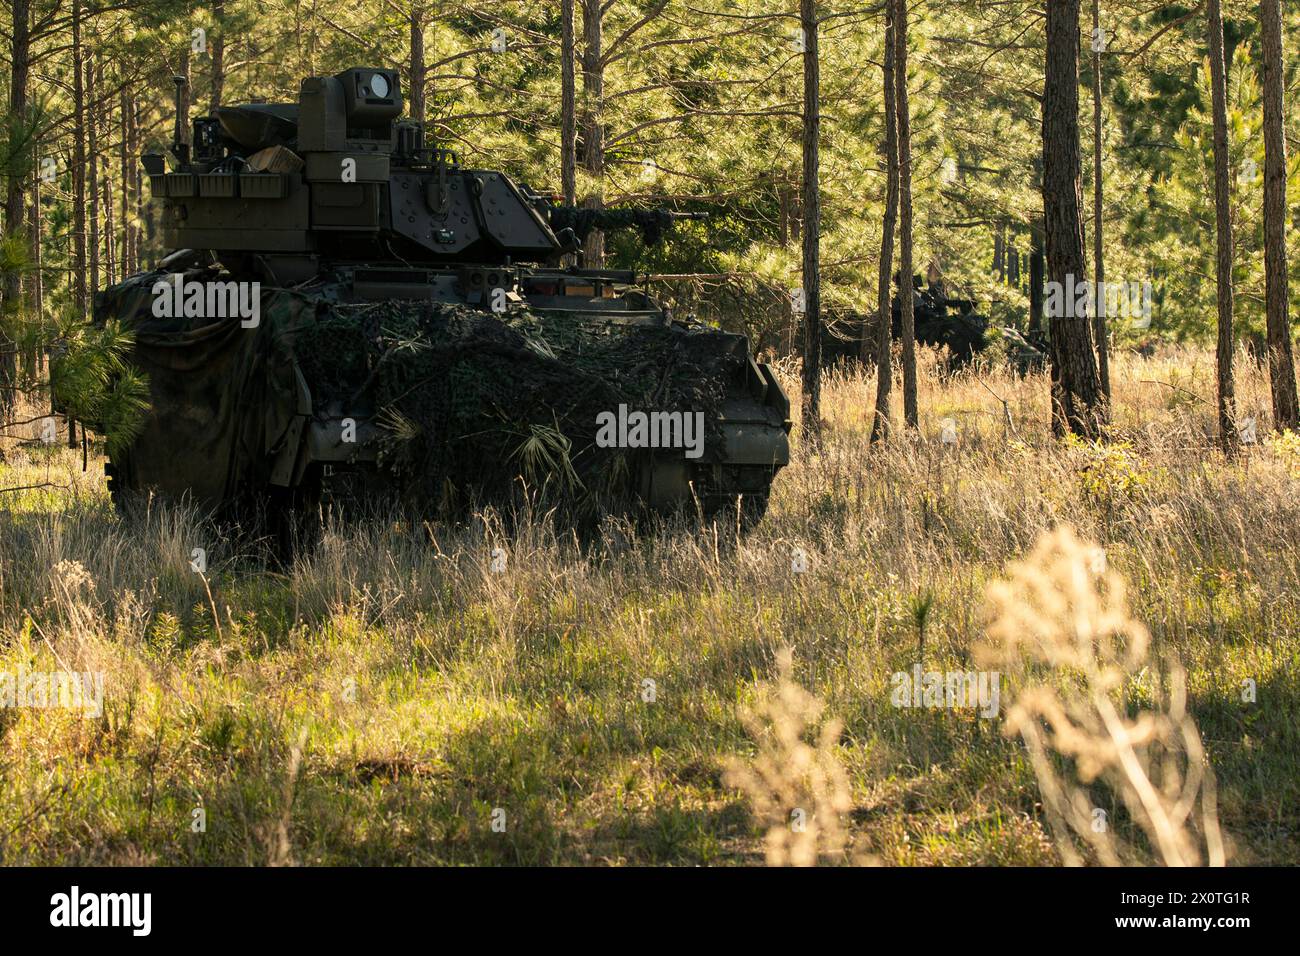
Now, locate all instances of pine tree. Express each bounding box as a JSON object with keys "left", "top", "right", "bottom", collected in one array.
[
  {"left": 894, "top": 0, "right": 916, "bottom": 430},
  {"left": 870, "top": 0, "right": 899, "bottom": 445},
  {"left": 1259, "top": 0, "right": 1298, "bottom": 431},
  {"left": 1042, "top": 0, "right": 1106, "bottom": 437},
  {"left": 799, "top": 0, "right": 823, "bottom": 433},
  {"left": 1208, "top": 0, "right": 1239, "bottom": 455}
]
